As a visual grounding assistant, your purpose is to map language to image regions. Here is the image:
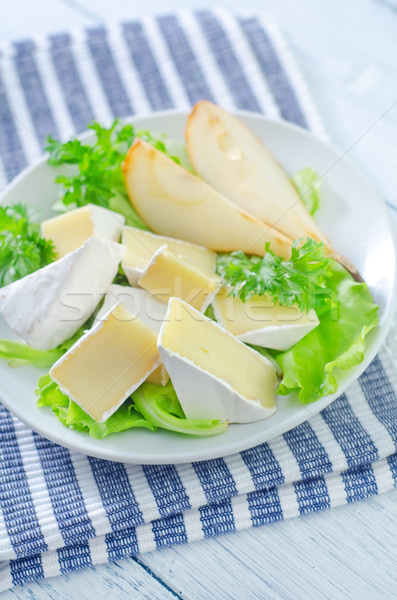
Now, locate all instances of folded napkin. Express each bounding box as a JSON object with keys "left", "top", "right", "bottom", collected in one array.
[{"left": 0, "top": 8, "right": 396, "bottom": 592}]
